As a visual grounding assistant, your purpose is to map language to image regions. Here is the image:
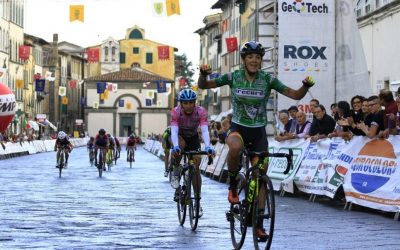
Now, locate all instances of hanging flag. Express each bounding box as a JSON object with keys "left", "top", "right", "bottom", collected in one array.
[
  {"left": 100, "top": 93, "right": 105, "bottom": 100},
  {"left": 62, "top": 96, "right": 69, "bottom": 105},
  {"left": 69, "top": 5, "right": 84, "bottom": 22},
  {"left": 192, "top": 85, "right": 198, "bottom": 92},
  {"left": 35, "top": 79, "right": 45, "bottom": 92},
  {"left": 165, "top": 83, "right": 172, "bottom": 95},
  {"left": 147, "top": 90, "right": 155, "bottom": 99},
  {"left": 179, "top": 78, "right": 186, "bottom": 87},
  {"left": 87, "top": 48, "right": 100, "bottom": 63},
  {"left": 157, "top": 80, "right": 167, "bottom": 93},
  {"left": 158, "top": 46, "right": 170, "bottom": 60},
  {"left": 112, "top": 83, "right": 118, "bottom": 93},
  {"left": 107, "top": 82, "right": 113, "bottom": 91},
  {"left": 33, "top": 73, "right": 41, "bottom": 81},
  {"left": 118, "top": 99, "right": 125, "bottom": 107},
  {"left": 45, "top": 71, "right": 52, "bottom": 80},
  {"left": 146, "top": 99, "right": 152, "bottom": 106},
  {"left": 69, "top": 80, "right": 77, "bottom": 88},
  {"left": 96, "top": 82, "right": 106, "bottom": 94},
  {"left": 58, "top": 86, "right": 66, "bottom": 96},
  {"left": 22, "top": 118, "right": 28, "bottom": 129},
  {"left": 126, "top": 102, "right": 132, "bottom": 110},
  {"left": 93, "top": 101, "right": 99, "bottom": 109},
  {"left": 220, "top": 19, "right": 228, "bottom": 33},
  {"left": 80, "top": 97, "right": 86, "bottom": 107},
  {"left": 166, "top": 0, "right": 180, "bottom": 16},
  {"left": 152, "top": 0, "right": 165, "bottom": 17},
  {"left": 19, "top": 45, "right": 30, "bottom": 61},
  {"left": 16, "top": 79, "right": 24, "bottom": 89},
  {"left": 226, "top": 37, "right": 238, "bottom": 53},
  {"left": 103, "top": 89, "right": 109, "bottom": 99},
  {"left": 142, "top": 82, "right": 151, "bottom": 88}
]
